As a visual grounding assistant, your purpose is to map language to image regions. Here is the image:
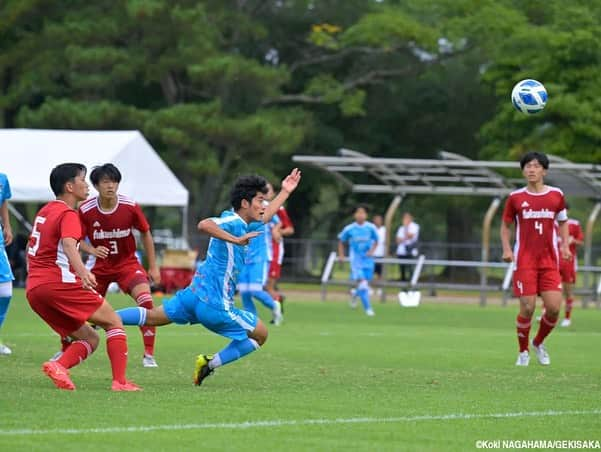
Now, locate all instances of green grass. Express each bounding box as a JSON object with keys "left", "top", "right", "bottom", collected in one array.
[{"left": 1, "top": 289, "right": 600, "bottom": 451}]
